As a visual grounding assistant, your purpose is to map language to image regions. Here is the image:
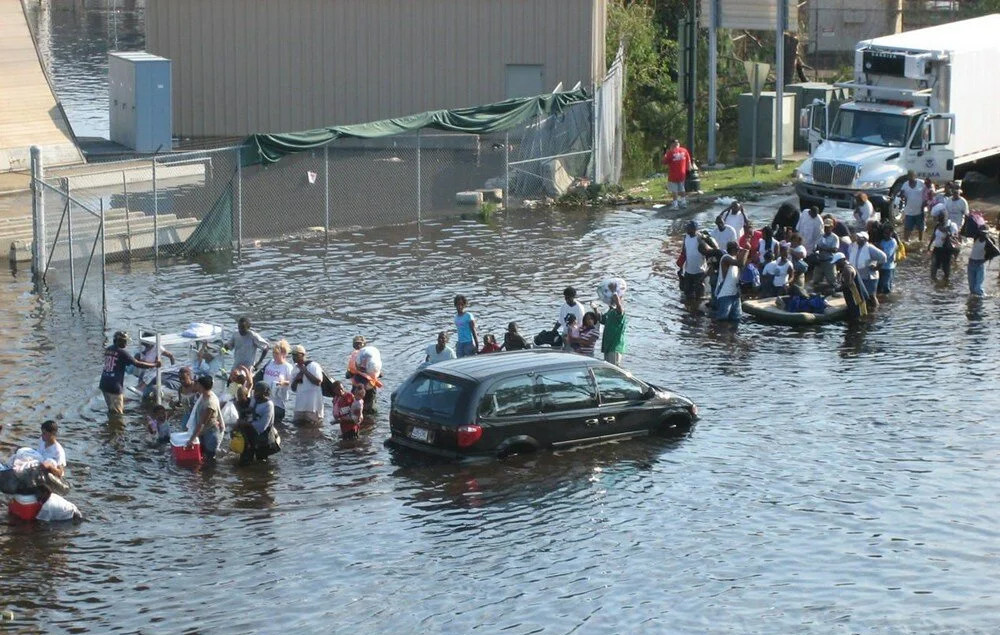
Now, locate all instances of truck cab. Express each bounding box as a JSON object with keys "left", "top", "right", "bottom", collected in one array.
[
  {"left": 792, "top": 26, "right": 976, "bottom": 215},
  {"left": 796, "top": 100, "right": 955, "bottom": 212}
]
